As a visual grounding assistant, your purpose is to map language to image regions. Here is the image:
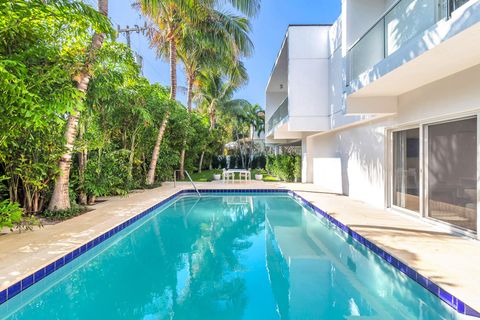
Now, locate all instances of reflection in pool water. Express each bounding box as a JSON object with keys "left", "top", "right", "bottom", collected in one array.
[{"left": 0, "top": 194, "right": 469, "bottom": 319}]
